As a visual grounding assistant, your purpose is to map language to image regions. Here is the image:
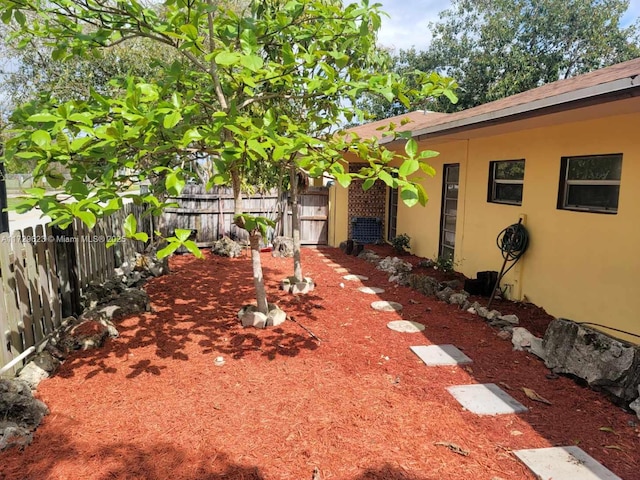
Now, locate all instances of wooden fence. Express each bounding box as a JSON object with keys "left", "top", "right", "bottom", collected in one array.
[
  {"left": 159, "top": 185, "right": 281, "bottom": 245},
  {"left": 0, "top": 203, "right": 149, "bottom": 376},
  {"left": 160, "top": 185, "right": 329, "bottom": 245}
]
